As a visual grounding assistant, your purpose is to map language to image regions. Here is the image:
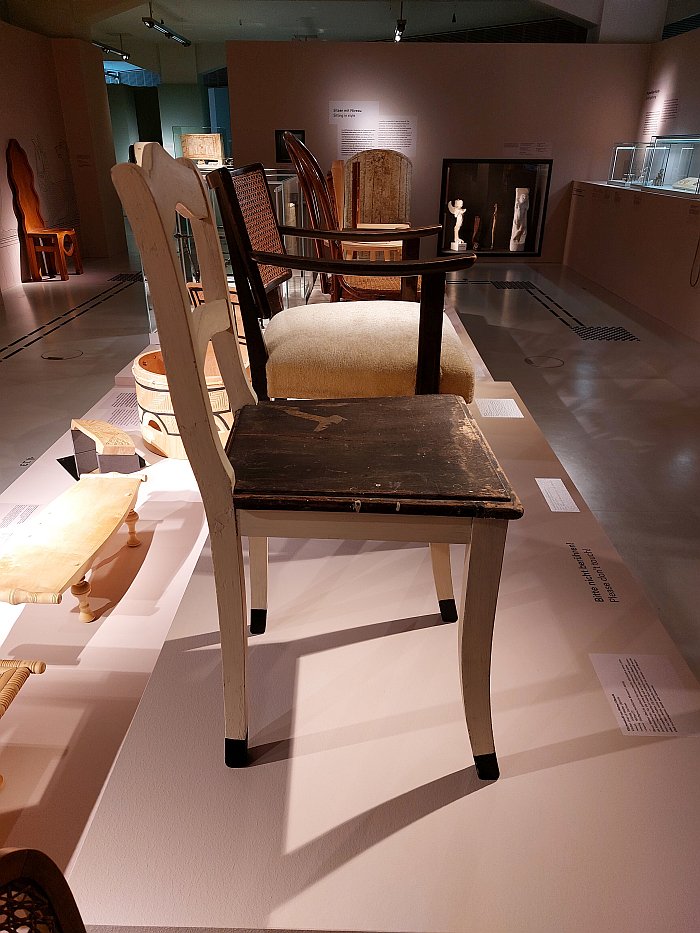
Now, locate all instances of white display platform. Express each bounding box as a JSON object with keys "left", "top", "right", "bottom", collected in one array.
[
  {"left": 67, "top": 383, "right": 700, "bottom": 933},
  {"left": 0, "top": 386, "right": 207, "bottom": 865}
]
